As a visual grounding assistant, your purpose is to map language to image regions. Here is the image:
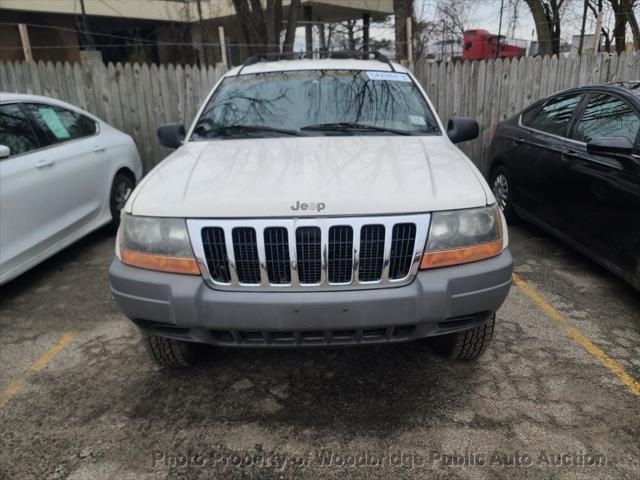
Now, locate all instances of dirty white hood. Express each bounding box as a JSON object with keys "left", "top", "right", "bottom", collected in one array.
[{"left": 127, "top": 136, "right": 492, "bottom": 217}]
